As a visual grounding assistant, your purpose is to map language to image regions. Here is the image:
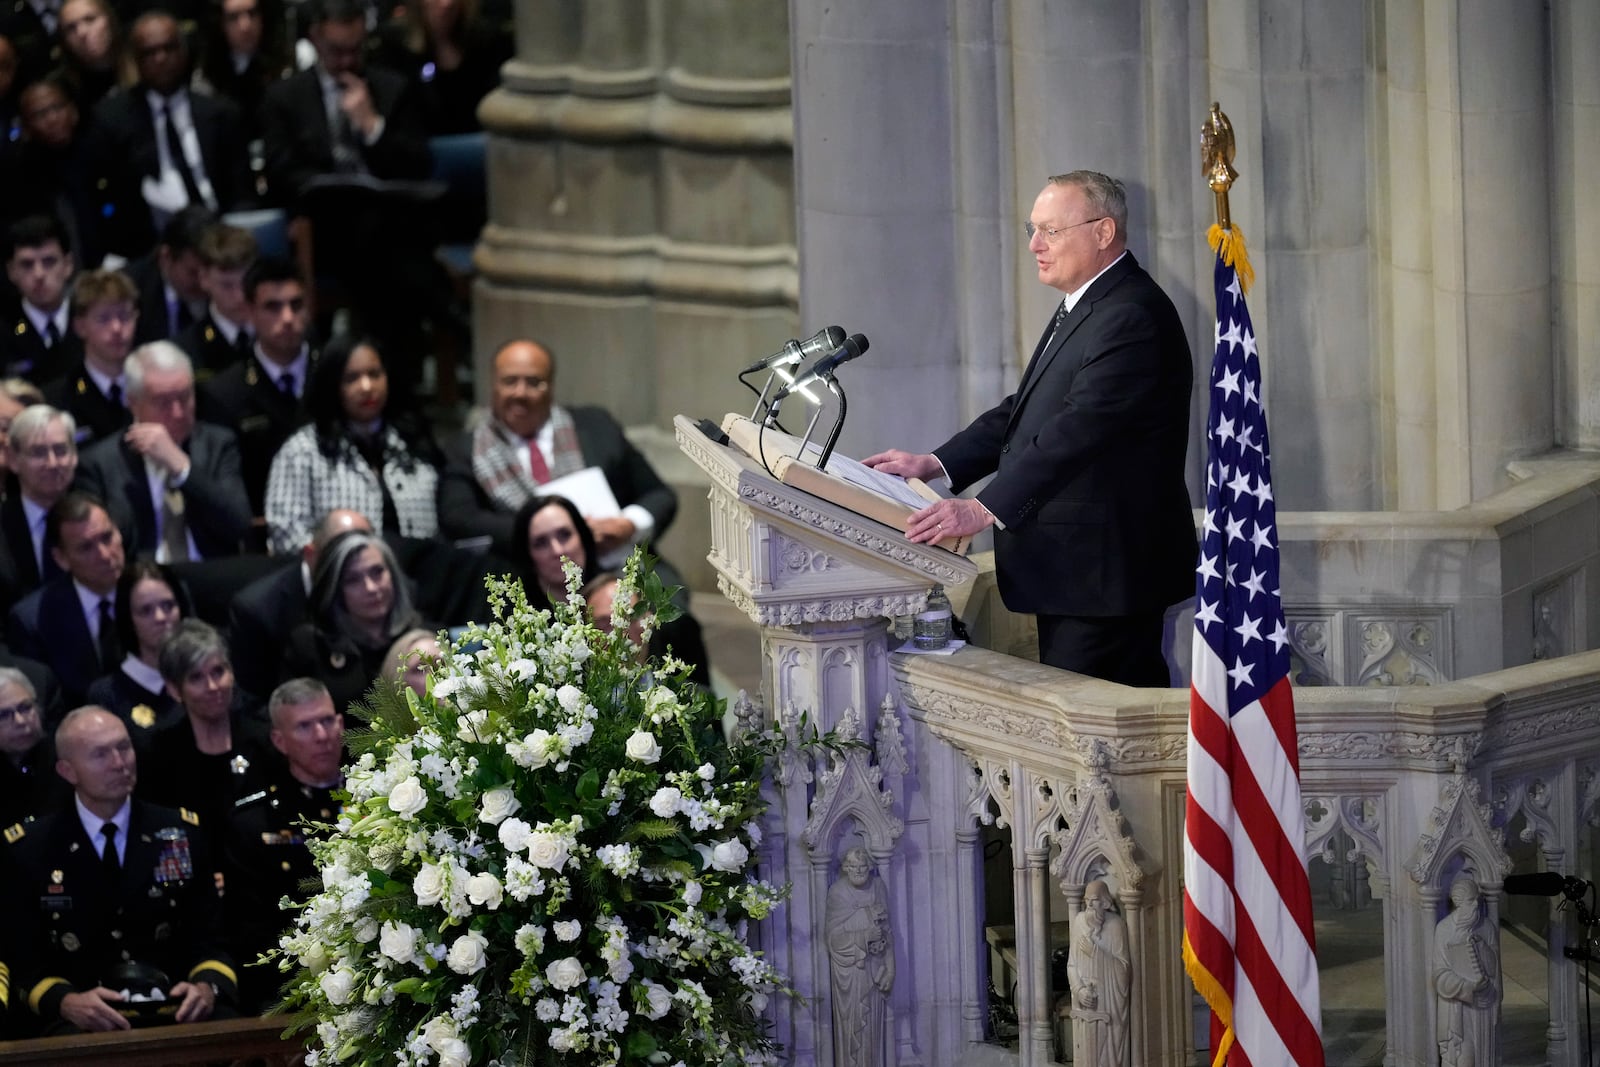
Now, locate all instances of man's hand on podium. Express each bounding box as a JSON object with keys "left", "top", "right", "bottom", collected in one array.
[
  {"left": 905, "top": 497, "right": 995, "bottom": 544},
  {"left": 861, "top": 449, "right": 943, "bottom": 482}
]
